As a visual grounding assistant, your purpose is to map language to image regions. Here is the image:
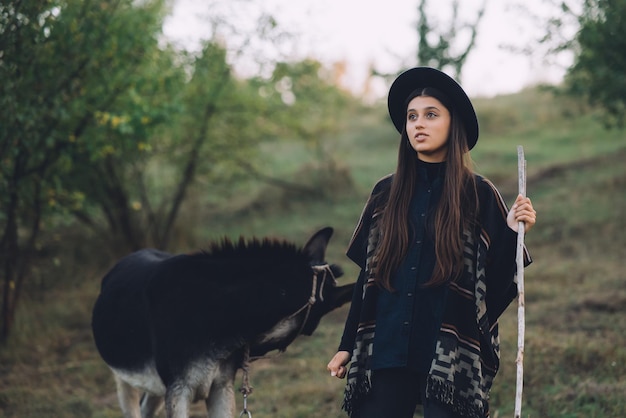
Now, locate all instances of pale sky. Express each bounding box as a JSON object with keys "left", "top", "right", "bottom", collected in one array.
[{"left": 162, "top": 0, "right": 573, "bottom": 99}]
